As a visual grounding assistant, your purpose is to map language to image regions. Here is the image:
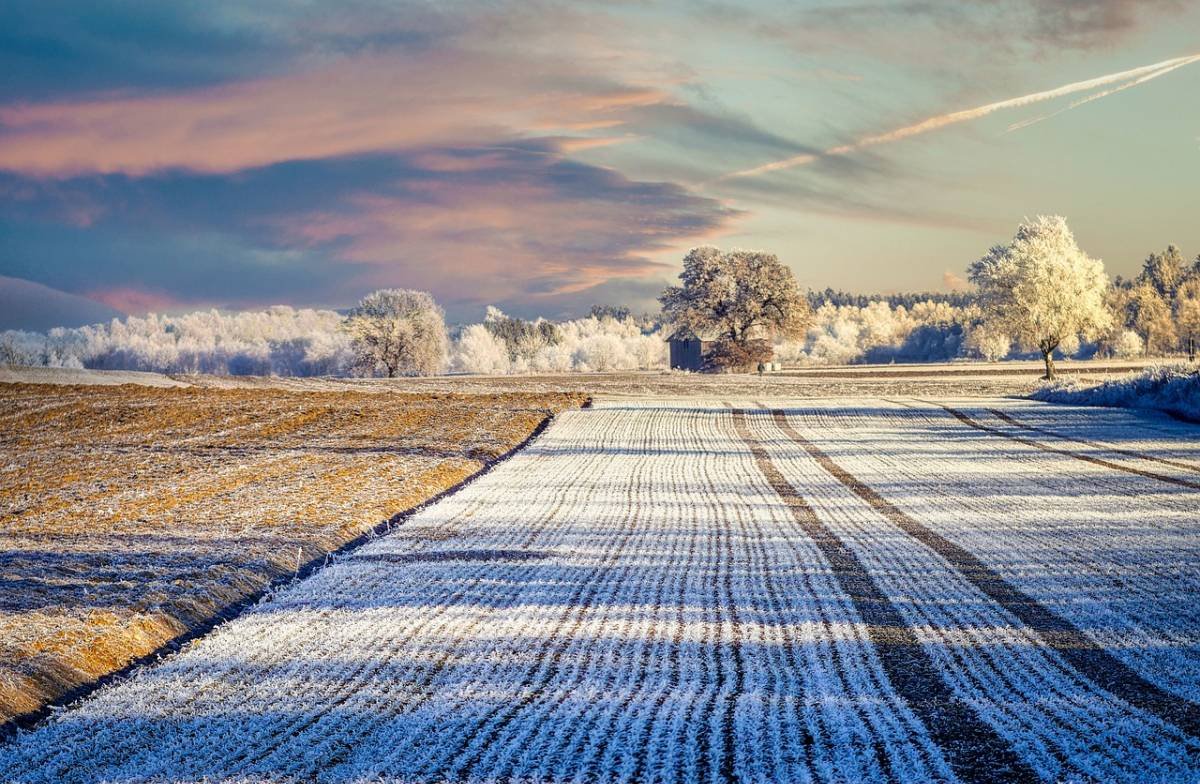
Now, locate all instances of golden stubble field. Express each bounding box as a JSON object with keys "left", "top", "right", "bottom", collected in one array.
[{"left": 0, "top": 383, "right": 587, "bottom": 727}]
